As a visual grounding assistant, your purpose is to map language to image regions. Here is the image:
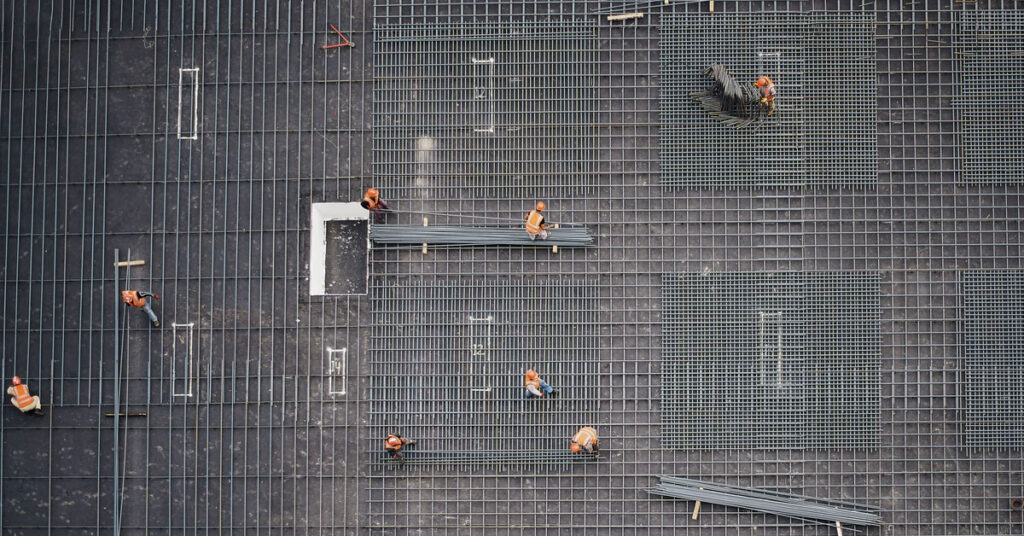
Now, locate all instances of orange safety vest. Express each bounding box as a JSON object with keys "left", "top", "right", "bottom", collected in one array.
[
  {"left": 10, "top": 383, "right": 34, "bottom": 409},
  {"left": 525, "top": 210, "right": 545, "bottom": 234},
  {"left": 385, "top": 435, "right": 404, "bottom": 451},
  {"left": 121, "top": 290, "right": 146, "bottom": 308},
  {"left": 363, "top": 188, "right": 379, "bottom": 210},
  {"left": 525, "top": 378, "right": 541, "bottom": 390},
  {"left": 755, "top": 76, "right": 776, "bottom": 102},
  {"left": 573, "top": 426, "right": 598, "bottom": 448}
]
